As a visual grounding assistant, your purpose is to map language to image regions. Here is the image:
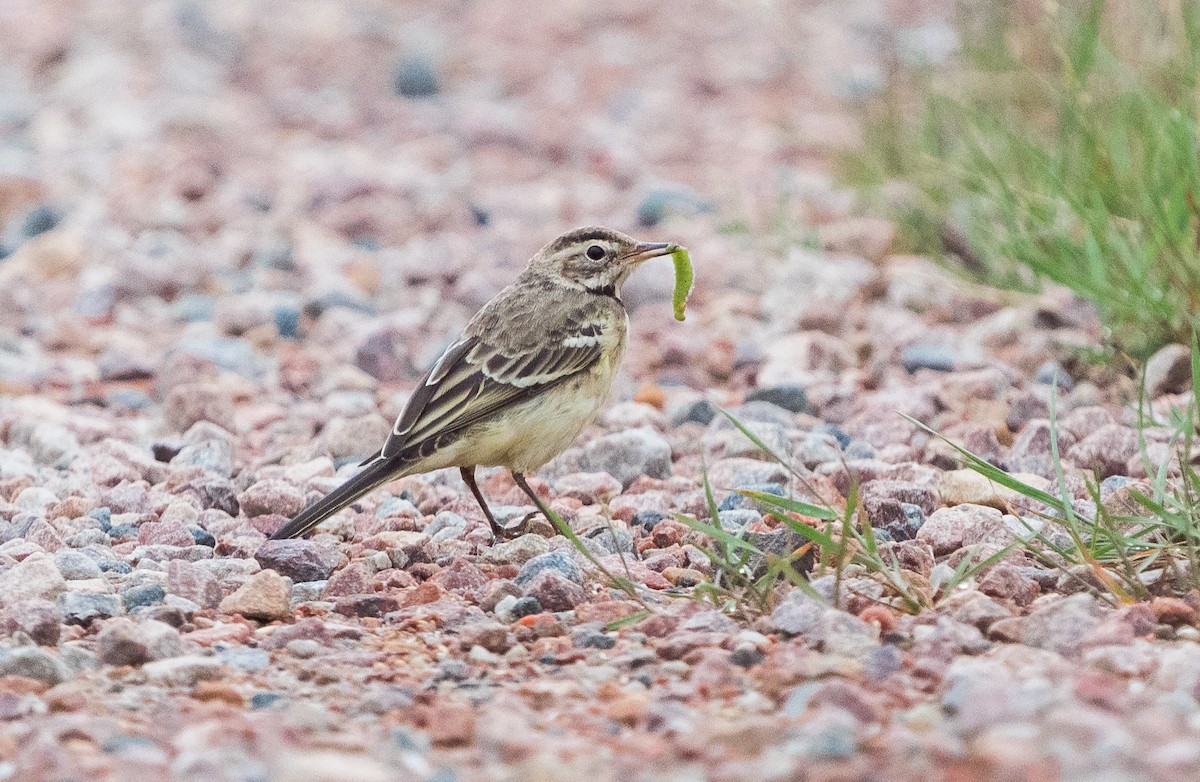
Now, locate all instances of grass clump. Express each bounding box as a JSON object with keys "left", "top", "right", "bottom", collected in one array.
[
  {"left": 846, "top": 0, "right": 1200, "bottom": 357},
  {"left": 676, "top": 409, "right": 1003, "bottom": 616},
  {"left": 910, "top": 338, "right": 1200, "bottom": 604}
]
